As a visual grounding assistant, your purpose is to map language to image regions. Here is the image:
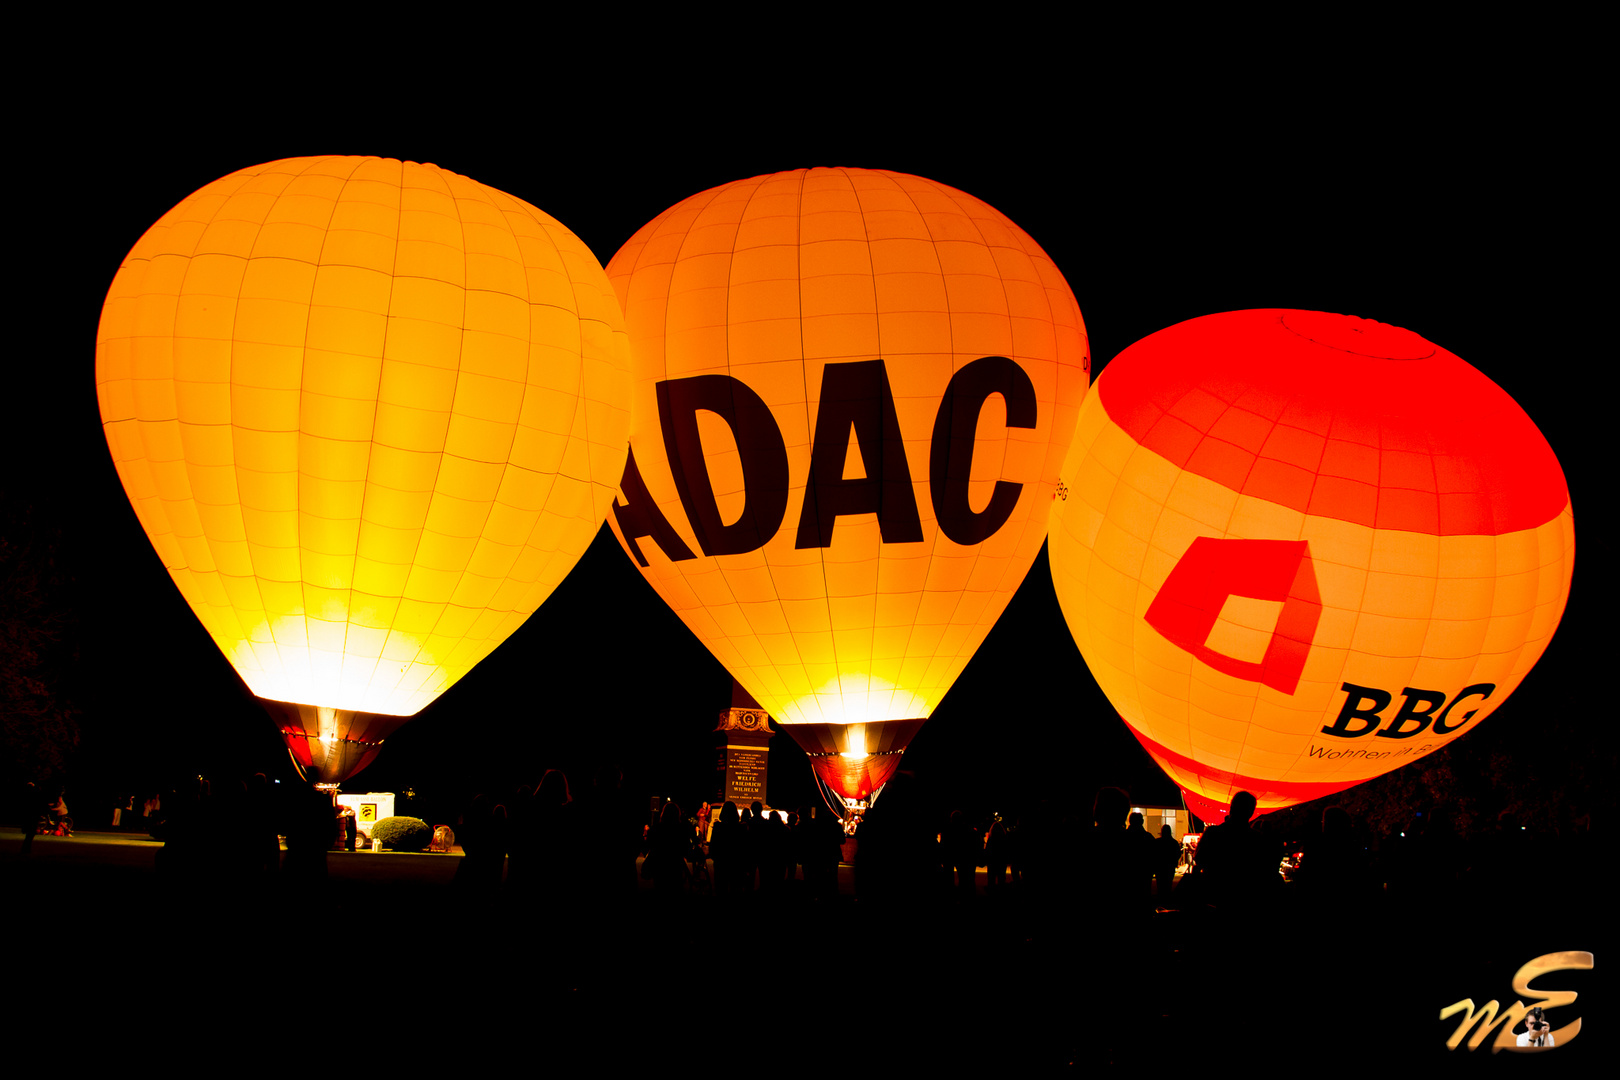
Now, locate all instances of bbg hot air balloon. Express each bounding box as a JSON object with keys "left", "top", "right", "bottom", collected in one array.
[
  {"left": 604, "top": 168, "right": 1089, "bottom": 810},
  {"left": 1048, "top": 310, "right": 1573, "bottom": 822},
  {"left": 96, "top": 156, "right": 631, "bottom": 782}
]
